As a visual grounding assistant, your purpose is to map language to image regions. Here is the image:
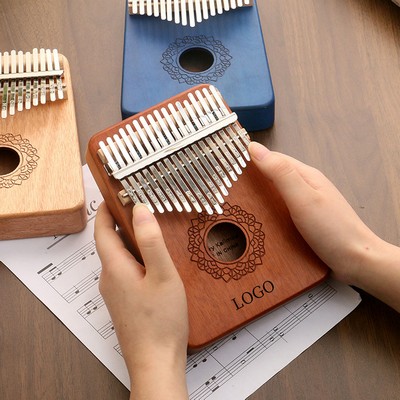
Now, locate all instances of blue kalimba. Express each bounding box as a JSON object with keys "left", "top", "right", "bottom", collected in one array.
[{"left": 121, "top": 0, "right": 275, "bottom": 131}]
